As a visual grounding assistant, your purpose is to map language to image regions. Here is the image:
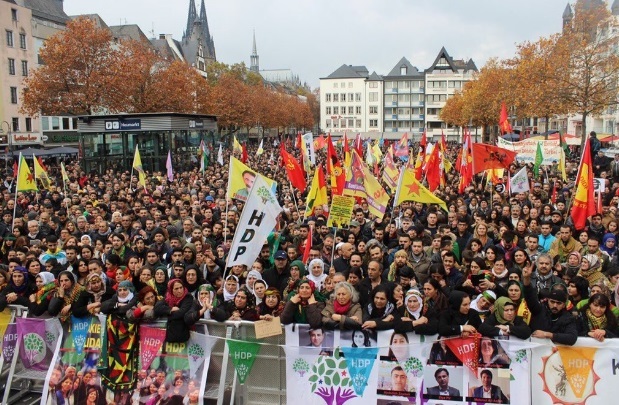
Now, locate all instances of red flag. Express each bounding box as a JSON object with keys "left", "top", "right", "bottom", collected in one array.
[
  {"left": 302, "top": 226, "right": 313, "bottom": 263},
  {"left": 458, "top": 131, "right": 473, "bottom": 193},
  {"left": 12, "top": 159, "right": 18, "bottom": 177},
  {"left": 444, "top": 335, "right": 480, "bottom": 375},
  {"left": 551, "top": 182, "right": 557, "bottom": 204},
  {"left": 295, "top": 132, "right": 302, "bottom": 149},
  {"left": 354, "top": 133, "right": 363, "bottom": 157},
  {"left": 280, "top": 144, "right": 306, "bottom": 191},
  {"left": 327, "top": 134, "right": 345, "bottom": 195},
  {"left": 499, "top": 102, "right": 513, "bottom": 134},
  {"left": 571, "top": 139, "right": 595, "bottom": 230},
  {"left": 471, "top": 143, "right": 517, "bottom": 175},
  {"left": 426, "top": 143, "right": 442, "bottom": 192},
  {"left": 313, "top": 135, "right": 326, "bottom": 150},
  {"left": 394, "top": 133, "right": 409, "bottom": 158},
  {"left": 241, "top": 143, "right": 248, "bottom": 164}
]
